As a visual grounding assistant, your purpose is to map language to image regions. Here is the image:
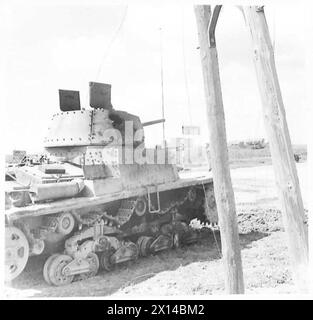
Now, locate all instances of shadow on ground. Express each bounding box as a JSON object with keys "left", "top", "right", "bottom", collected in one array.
[{"left": 7, "top": 229, "right": 269, "bottom": 298}]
